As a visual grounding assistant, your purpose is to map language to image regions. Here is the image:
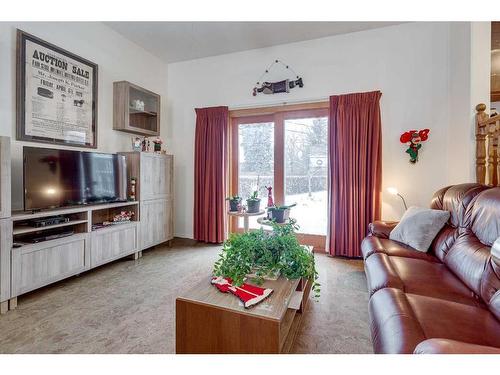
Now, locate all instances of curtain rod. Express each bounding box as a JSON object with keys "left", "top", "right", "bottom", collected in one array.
[{"left": 228, "top": 96, "right": 329, "bottom": 111}]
